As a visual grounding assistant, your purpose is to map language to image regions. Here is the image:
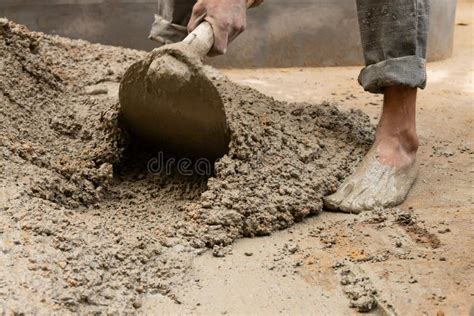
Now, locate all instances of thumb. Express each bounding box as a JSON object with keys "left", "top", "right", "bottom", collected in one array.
[{"left": 187, "top": 2, "right": 207, "bottom": 32}]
